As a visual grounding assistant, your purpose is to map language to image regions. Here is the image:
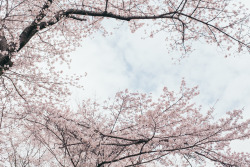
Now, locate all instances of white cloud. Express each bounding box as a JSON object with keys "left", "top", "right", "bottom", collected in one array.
[{"left": 70, "top": 20, "right": 250, "bottom": 113}]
